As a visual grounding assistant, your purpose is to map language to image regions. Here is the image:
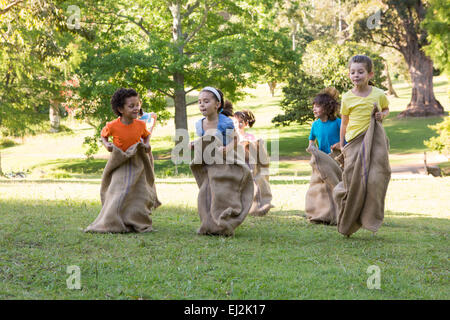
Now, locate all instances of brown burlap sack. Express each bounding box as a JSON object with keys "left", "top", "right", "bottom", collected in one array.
[
  {"left": 333, "top": 108, "right": 391, "bottom": 236},
  {"left": 190, "top": 135, "right": 254, "bottom": 236},
  {"left": 305, "top": 146, "right": 342, "bottom": 225},
  {"left": 245, "top": 139, "right": 274, "bottom": 216},
  {"left": 84, "top": 142, "right": 161, "bottom": 233}
]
